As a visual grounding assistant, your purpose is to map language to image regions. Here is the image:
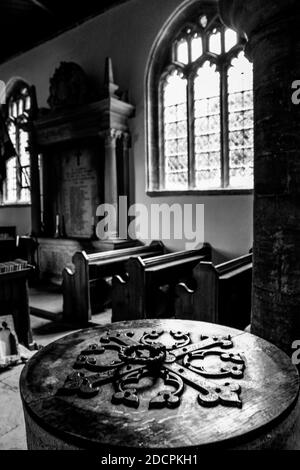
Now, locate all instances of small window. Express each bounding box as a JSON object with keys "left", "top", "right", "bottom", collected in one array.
[
  {"left": 3, "top": 84, "right": 32, "bottom": 204},
  {"left": 147, "top": 3, "right": 253, "bottom": 193}
]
